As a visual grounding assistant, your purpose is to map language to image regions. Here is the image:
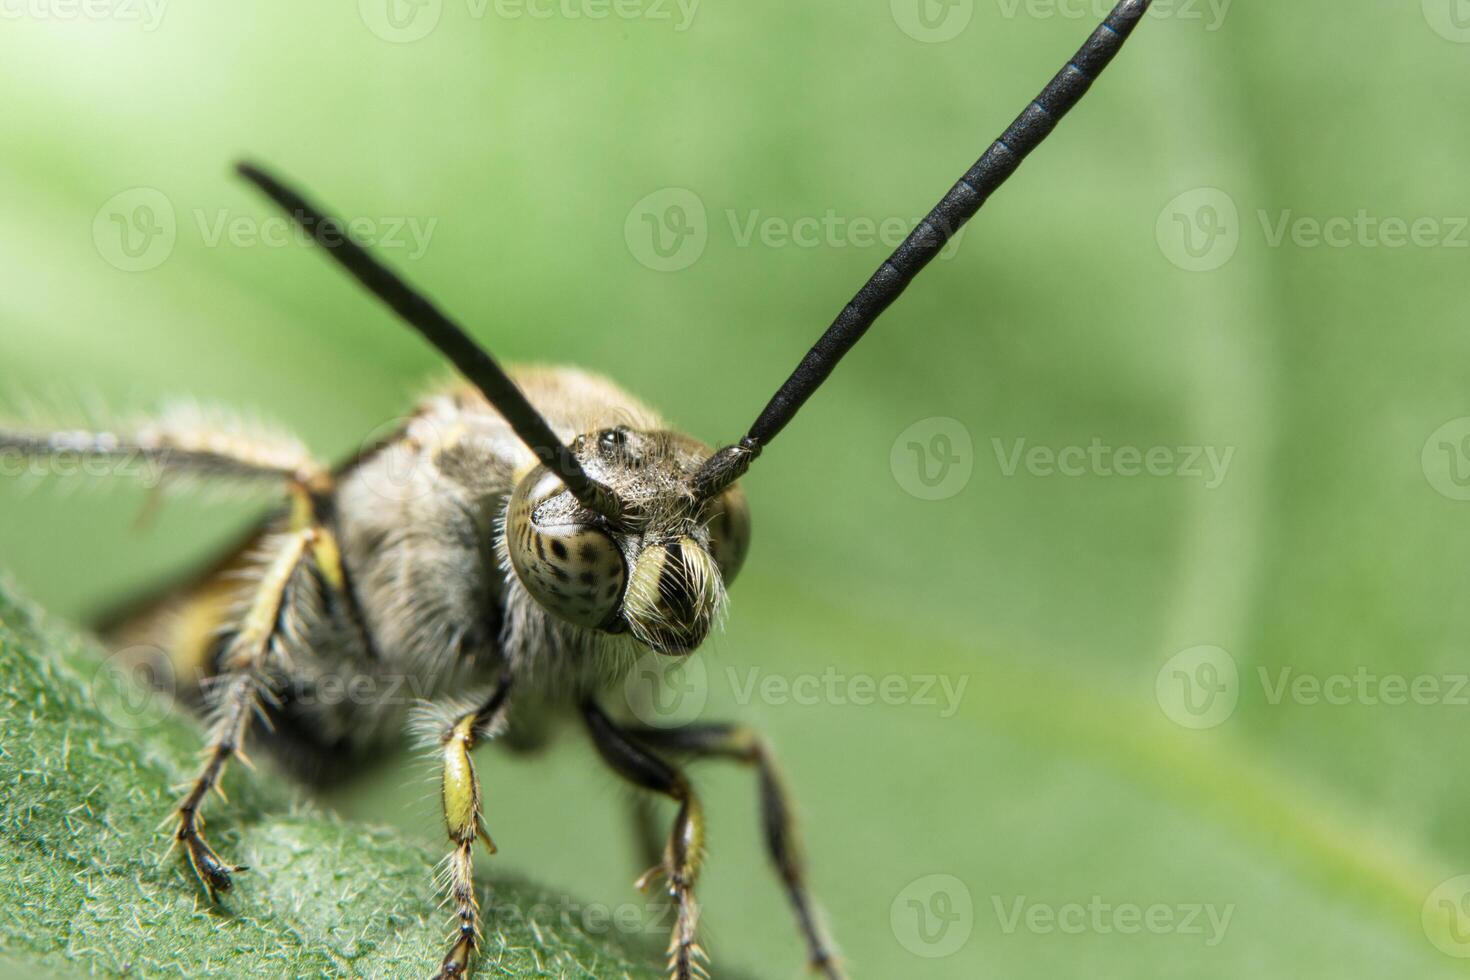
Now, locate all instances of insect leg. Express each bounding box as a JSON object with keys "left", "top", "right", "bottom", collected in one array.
[
  {"left": 582, "top": 702, "right": 707, "bottom": 980},
  {"left": 173, "top": 525, "right": 318, "bottom": 898},
  {"left": 624, "top": 723, "right": 843, "bottom": 979},
  {"left": 0, "top": 412, "right": 326, "bottom": 488},
  {"left": 429, "top": 674, "right": 515, "bottom": 980}
]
